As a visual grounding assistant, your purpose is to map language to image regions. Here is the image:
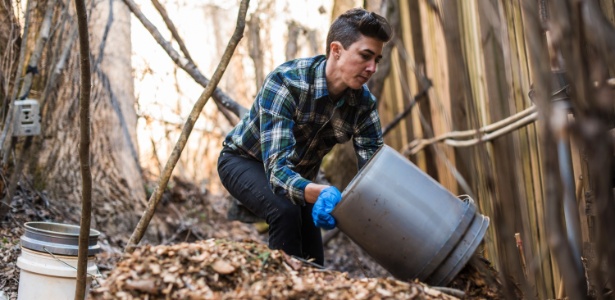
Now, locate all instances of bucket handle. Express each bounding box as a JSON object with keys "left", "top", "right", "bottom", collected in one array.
[{"left": 42, "top": 246, "right": 104, "bottom": 283}]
